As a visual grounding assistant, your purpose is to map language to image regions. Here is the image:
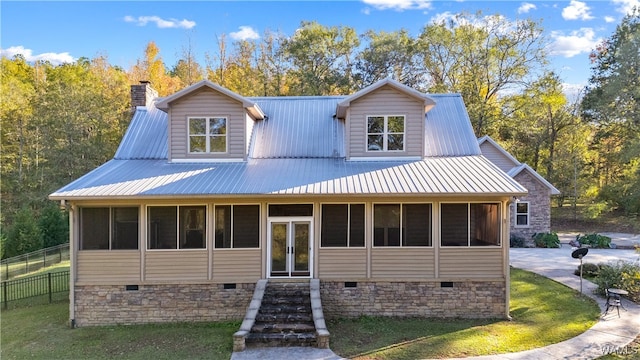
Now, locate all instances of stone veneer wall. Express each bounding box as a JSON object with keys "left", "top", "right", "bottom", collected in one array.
[
  {"left": 74, "top": 283, "right": 254, "bottom": 326},
  {"left": 511, "top": 171, "right": 552, "bottom": 240},
  {"left": 320, "top": 280, "right": 506, "bottom": 319}
]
